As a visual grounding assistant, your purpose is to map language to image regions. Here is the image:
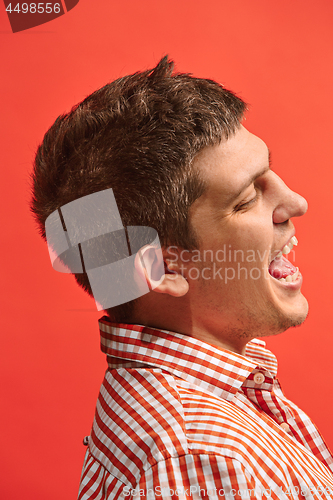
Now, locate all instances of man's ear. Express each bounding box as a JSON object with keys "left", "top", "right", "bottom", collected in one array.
[{"left": 135, "top": 245, "right": 189, "bottom": 297}]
